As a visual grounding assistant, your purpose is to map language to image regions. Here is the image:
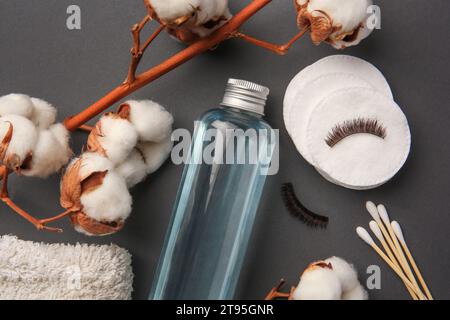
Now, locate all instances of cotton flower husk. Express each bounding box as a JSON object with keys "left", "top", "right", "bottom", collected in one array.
[
  {"left": 296, "top": 0, "right": 373, "bottom": 49},
  {"left": 30, "top": 97, "right": 57, "bottom": 130},
  {"left": 0, "top": 94, "right": 34, "bottom": 118},
  {"left": 145, "top": 0, "right": 232, "bottom": 44},
  {"left": 120, "top": 100, "right": 173, "bottom": 143},
  {"left": 87, "top": 112, "right": 139, "bottom": 165},
  {"left": 60, "top": 153, "right": 131, "bottom": 236},
  {"left": 292, "top": 262, "right": 342, "bottom": 300},
  {"left": 0, "top": 115, "right": 37, "bottom": 172},
  {"left": 21, "top": 124, "right": 72, "bottom": 178}
]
